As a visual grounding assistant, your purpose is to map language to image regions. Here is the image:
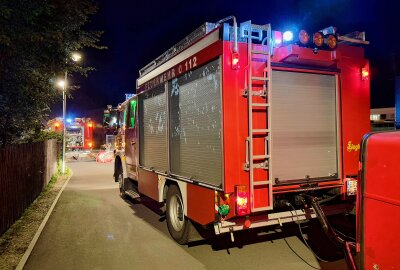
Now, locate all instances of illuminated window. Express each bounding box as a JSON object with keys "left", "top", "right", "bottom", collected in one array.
[
  {"left": 130, "top": 100, "right": 137, "bottom": 127},
  {"left": 123, "top": 107, "right": 127, "bottom": 127},
  {"left": 370, "top": 114, "right": 380, "bottom": 121}
]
